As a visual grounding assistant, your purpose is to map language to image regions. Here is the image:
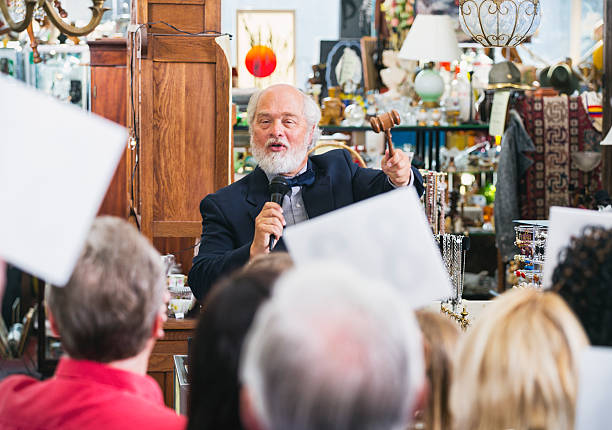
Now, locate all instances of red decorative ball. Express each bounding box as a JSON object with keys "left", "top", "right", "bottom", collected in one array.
[{"left": 245, "top": 45, "right": 277, "bottom": 78}]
